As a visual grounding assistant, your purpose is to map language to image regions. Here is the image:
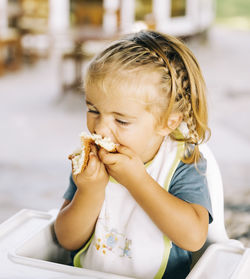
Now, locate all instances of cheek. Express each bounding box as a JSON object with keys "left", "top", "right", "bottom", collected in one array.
[
  {"left": 113, "top": 128, "right": 135, "bottom": 147},
  {"left": 86, "top": 115, "right": 95, "bottom": 133},
  {"left": 117, "top": 128, "right": 146, "bottom": 151},
  {"left": 129, "top": 125, "right": 157, "bottom": 148}
]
